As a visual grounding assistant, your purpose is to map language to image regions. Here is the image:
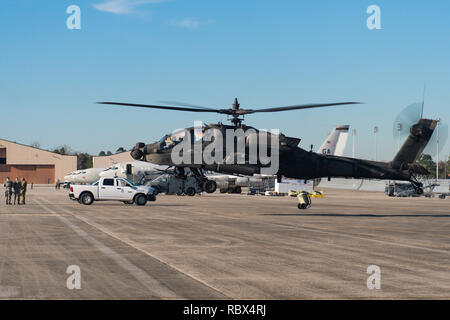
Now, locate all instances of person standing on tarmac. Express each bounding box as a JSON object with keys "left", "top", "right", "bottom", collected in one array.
[
  {"left": 21, "top": 178, "right": 27, "bottom": 205},
  {"left": 13, "top": 177, "right": 21, "bottom": 205},
  {"left": 4, "top": 177, "right": 12, "bottom": 205}
]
